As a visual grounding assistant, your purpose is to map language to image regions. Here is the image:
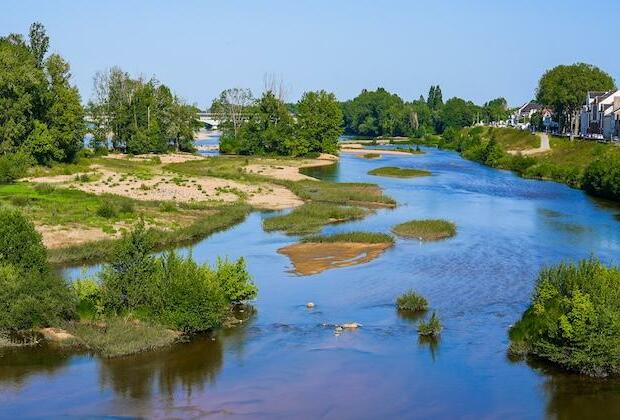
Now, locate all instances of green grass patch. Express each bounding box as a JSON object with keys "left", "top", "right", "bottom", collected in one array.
[
  {"left": 361, "top": 153, "right": 381, "bottom": 159},
  {"left": 263, "top": 203, "right": 368, "bottom": 235},
  {"left": 392, "top": 219, "right": 456, "bottom": 241},
  {"left": 287, "top": 180, "right": 396, "bottom": 208},
  {"left": 396, "top": 290, "right": 428, "bottom": 311},
  {"left": 302, "top": 231, "right": 394, "bottom": 244},
  {"left": 64, "top": 318, "right": 179, "bottom": 358},
  {"left": 47, "top": 203, "right": 251, "bottom": 266},
  {"left": 368, "top": 166, "right": 431, "bottom": 178}
]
